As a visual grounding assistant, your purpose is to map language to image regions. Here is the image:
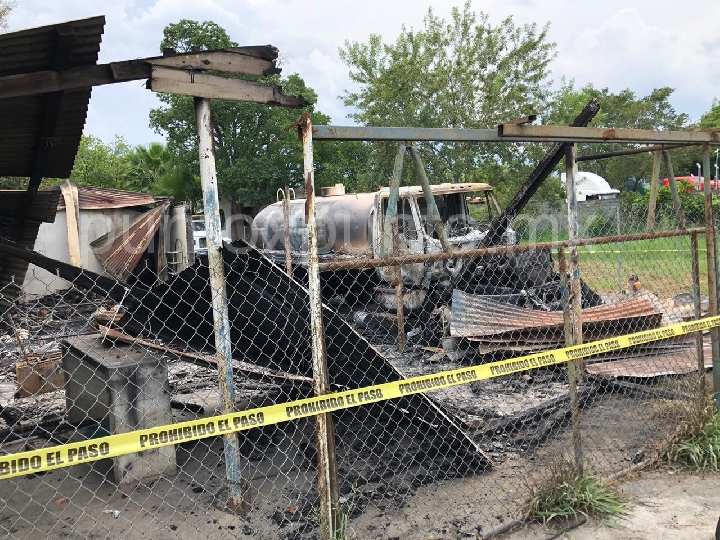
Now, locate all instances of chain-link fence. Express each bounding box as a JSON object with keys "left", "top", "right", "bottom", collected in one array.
[{"left": 0, "top": 184, "right": 717, "bottom": 540}]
